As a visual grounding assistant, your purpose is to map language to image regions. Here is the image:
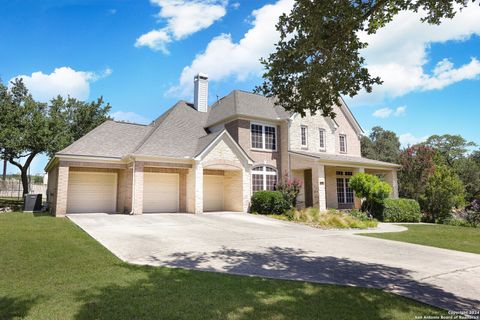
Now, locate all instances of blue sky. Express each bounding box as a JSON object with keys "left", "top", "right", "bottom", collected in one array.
[{"left": 1, "top": 0, "right": 479, "bottom": 175}]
